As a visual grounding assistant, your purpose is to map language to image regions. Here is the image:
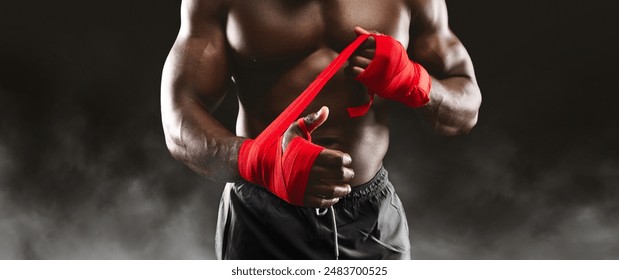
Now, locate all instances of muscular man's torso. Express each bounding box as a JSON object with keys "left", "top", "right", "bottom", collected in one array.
[{"left": 224, "top": 0, "right": 413, "bottom": 186}]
